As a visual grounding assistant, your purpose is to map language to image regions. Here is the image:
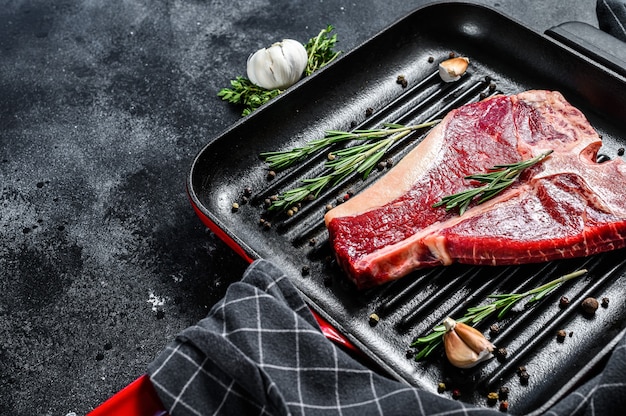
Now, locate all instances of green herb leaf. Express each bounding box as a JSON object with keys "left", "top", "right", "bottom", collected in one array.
[
  {"left": 410, "top": 268, "right": 586, "bottom": 361},
  {"left": 304, "top": 25, "right": 341, "bottom": 76},
  {"left": 262, "top": 120, "right": 440, "bottom": 211},
  {"left": 218, "top": 26, "right": 341, "bottom": 116},
  {"left": 433, "top": 150, "right": 554, "bottom": 215}
]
